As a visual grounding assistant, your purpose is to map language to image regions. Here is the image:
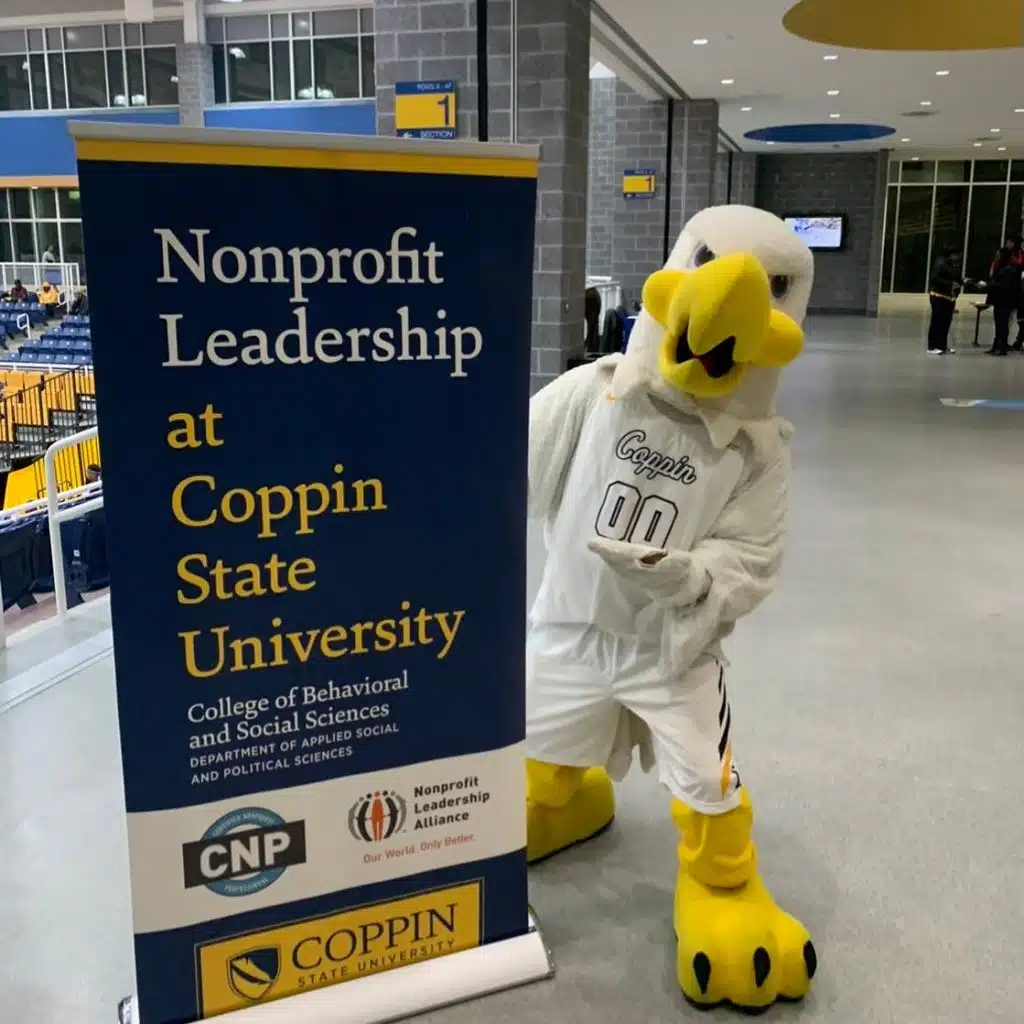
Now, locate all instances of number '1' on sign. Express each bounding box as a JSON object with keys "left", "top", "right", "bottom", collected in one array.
[{"left": 395, "top": 80, "right": 457, "bottom": 140}]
